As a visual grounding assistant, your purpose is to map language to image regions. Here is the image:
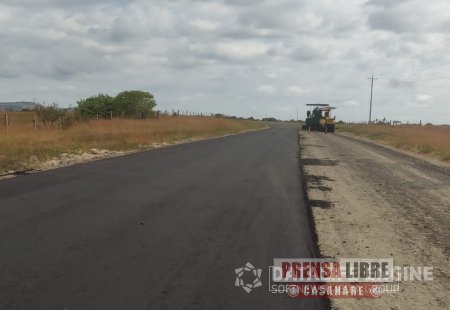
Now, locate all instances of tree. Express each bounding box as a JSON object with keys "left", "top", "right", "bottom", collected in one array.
[
  {"left": 35, "top": 103, "right": 65, "bottom": 127},
  {"left": 77, "top": 94, "right": 114, "bottom": 118},
  {"left": 113, "top": 90, "right": 156, "bottom": 118}
]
